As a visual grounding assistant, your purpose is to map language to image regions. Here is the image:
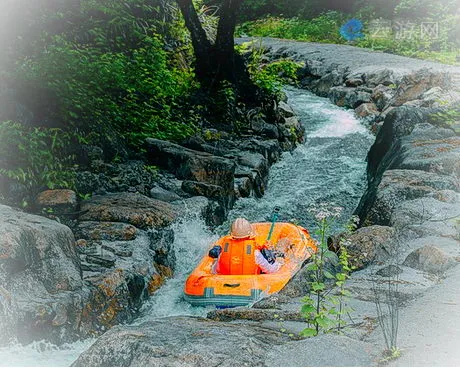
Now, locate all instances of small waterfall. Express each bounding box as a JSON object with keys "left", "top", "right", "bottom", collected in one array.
[{"left": 134, "top": 214, "right": 218, "bottom": 322}]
